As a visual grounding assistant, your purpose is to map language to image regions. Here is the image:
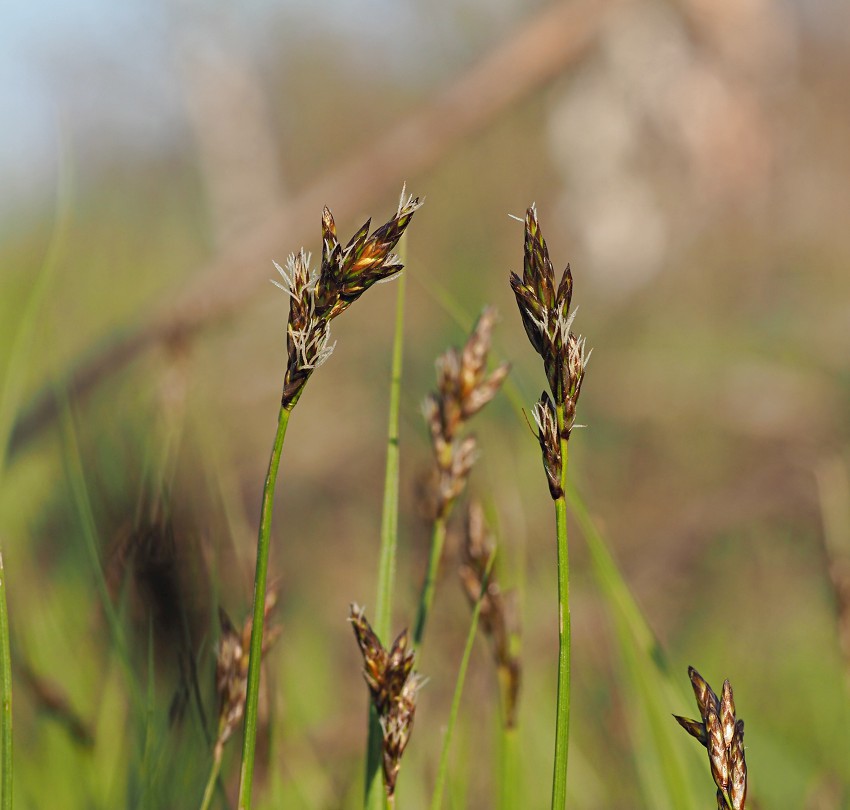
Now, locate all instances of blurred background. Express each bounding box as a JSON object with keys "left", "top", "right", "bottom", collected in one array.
[{"left": 2, "top": 0, "right": 850, "bottom": 807}]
